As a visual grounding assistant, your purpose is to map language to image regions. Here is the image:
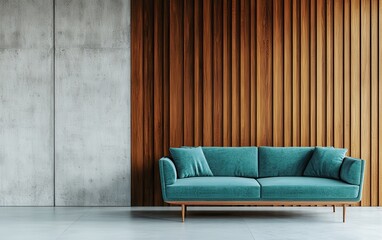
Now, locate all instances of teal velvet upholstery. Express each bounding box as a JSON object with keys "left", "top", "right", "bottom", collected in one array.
[
  {"left": 340, "top": 157, "right": 365, "bottom": 185},
  {"left": 202, "top": 147, "right": 258, "bottom": 177},
  {"left": 159, "top": 157, "right": 177, "bottom": 185},
  {"left": 170, "top": 147, "right": 213, "bottom": 178},
  {"left": 304, "top": 147, "right": 347, "bottom": 179},
  {"left": 258, "top": 147, "right": 314, "bottom": 177},
  {"left": 159, "top": 157, "right": 177, "bottom": 201},
  {"left": 258, "top": 177, "right": 359, "bottom": 200},
  {"left": 166, "top": 177, "right": 261, "bottom": 201}
]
